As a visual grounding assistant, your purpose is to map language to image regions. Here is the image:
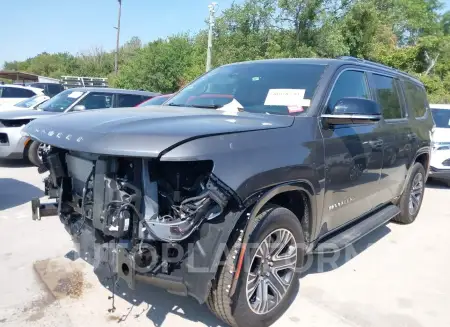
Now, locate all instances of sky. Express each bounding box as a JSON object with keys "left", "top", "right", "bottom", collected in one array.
[
  {"left": 0, "top": 0, "right": 449, "bottom": 67},
  {"left": 0, "top": 0, "right": 239, "bottom": 65}
]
